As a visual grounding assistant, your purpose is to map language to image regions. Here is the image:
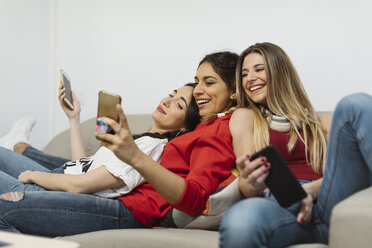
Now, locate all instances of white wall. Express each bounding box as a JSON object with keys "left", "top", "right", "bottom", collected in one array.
[
  {"left": 1, "top": 0, "right": 372, "bottom": 149},
  {"left": 0, "top": 0, "right": 55, "bottom": 149}
]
